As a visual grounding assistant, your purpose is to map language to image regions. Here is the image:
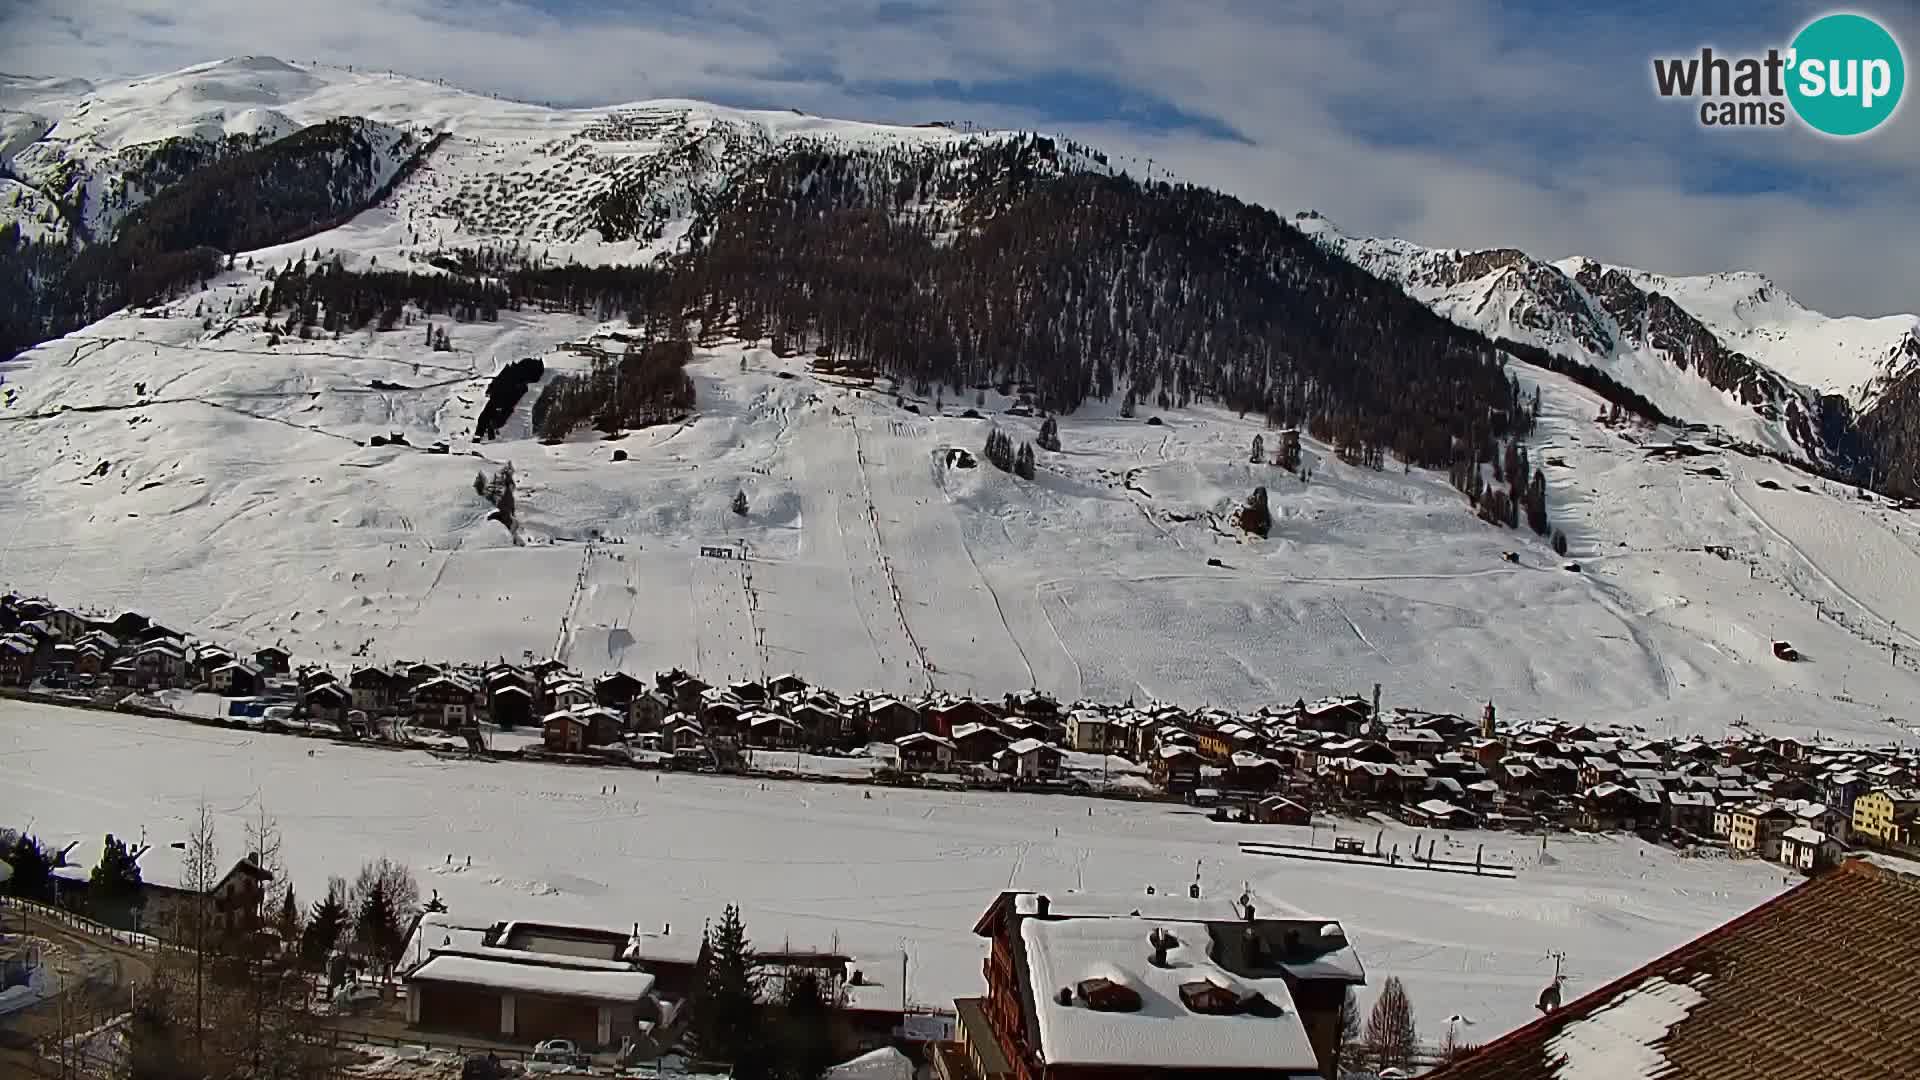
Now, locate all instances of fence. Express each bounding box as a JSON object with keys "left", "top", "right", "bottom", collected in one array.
[{"left": 0, "top": 895, "right": 171, "bottom": 955}]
